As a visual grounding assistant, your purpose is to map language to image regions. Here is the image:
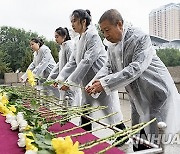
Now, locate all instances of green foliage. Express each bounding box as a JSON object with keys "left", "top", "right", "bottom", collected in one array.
[
  {"left": 0, "top": 26, "right": 59, "bottom": 77},
  {"left": 95, "top": 24, "right": 104, "bottom": 41},
  {"left": 156, "top": 48, "right": 180, "bottom": 66},
  {"left": 0, "top": 50, "right": 11, "bottom": 78},
  {"left": 0, "top": 26, "right": 38, "bottom": 72},
  {"left": 21, "top": 49, "right": 33, "bottom": 72}
]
